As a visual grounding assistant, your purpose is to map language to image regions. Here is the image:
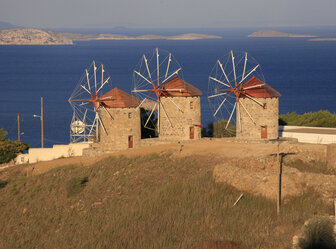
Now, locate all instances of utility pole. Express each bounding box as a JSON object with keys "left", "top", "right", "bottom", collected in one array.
[
  {"left": 276, "top": 138, "right": 282, "bottom": 217},
  {"left": 33, "top": 97, "right": 44, "bottom": 148},
  {"left": 17, "top": 113, "right": 20, "bottom": 141},
  {"left": 41, "top": 97, "right": 44, "bottom": 148}
]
